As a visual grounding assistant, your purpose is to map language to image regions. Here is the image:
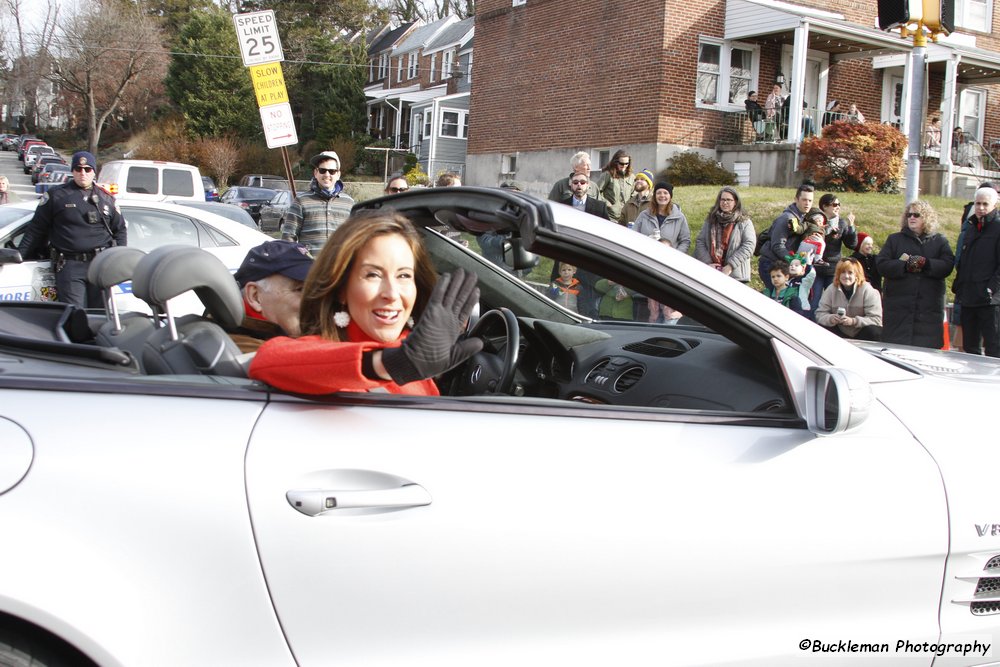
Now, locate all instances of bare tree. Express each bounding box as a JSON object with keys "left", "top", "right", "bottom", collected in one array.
[
  {"left": 48, "top": 0, "right": 168, "bottom": 153},
  {"left": 0, "top": 0, "right": 60, "bottom": 131}
]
